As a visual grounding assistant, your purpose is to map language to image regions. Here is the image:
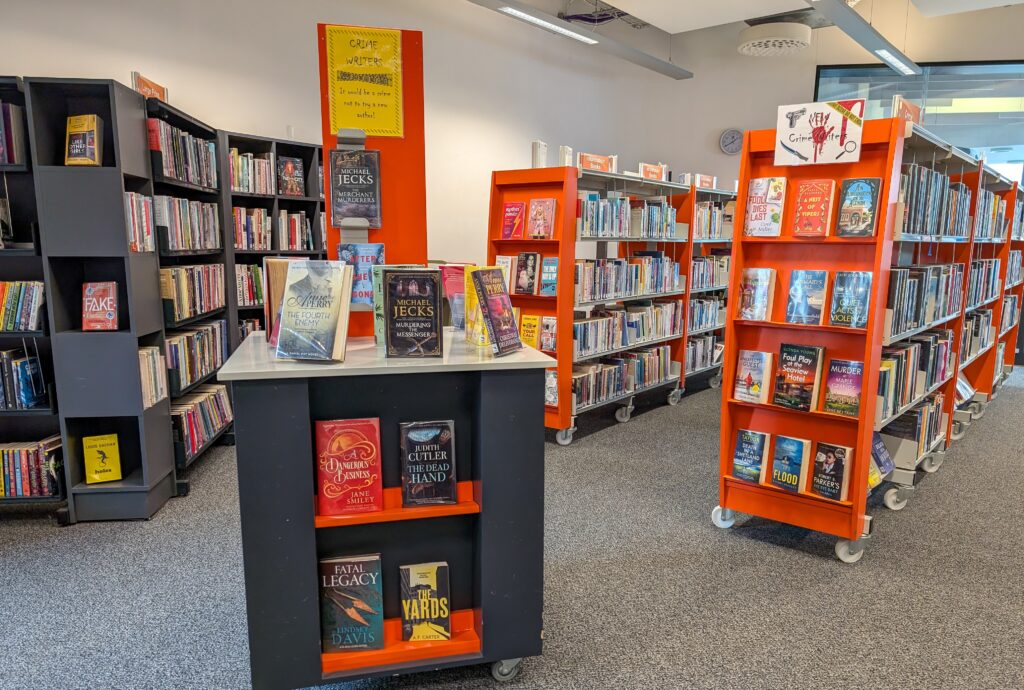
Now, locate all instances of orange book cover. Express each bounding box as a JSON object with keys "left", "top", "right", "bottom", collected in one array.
[
  {"left": 82, "top": 281, "right": 118, "bottom": 331},
  {"left": 792, "top": 179, "right": 836, "bottom": 237}
]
